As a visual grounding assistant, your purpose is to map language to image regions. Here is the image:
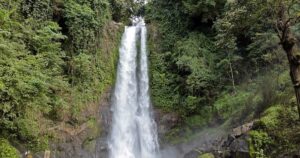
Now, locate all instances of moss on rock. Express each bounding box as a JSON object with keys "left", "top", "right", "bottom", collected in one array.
[{"left": 198, "top": 153, "right": 215, "bottom": 158}]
